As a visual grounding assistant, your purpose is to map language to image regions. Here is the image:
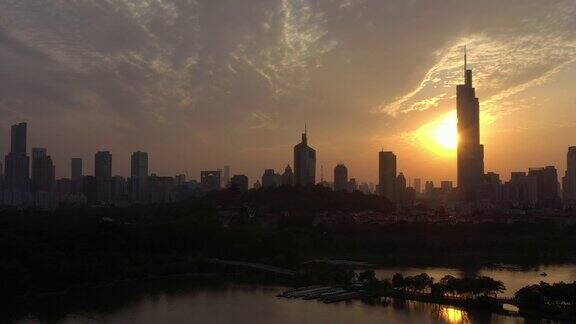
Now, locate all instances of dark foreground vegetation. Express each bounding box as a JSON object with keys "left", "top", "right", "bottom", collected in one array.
[
  {"left": 297, "top": 268, "right": 576, "bottom": 319},
  {"left": 1, "top": 186, "right": 576, "bottom": 310}
]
